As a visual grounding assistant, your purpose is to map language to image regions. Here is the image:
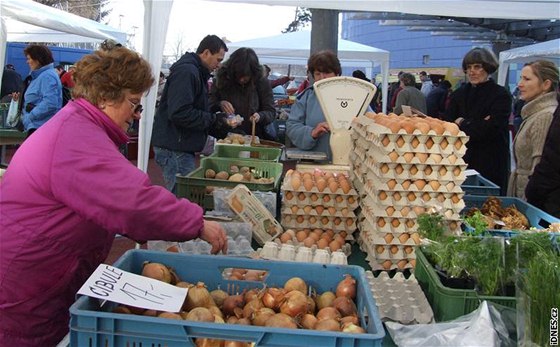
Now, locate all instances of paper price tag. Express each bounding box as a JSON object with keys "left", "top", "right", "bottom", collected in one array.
[{"left": 78, "top": 264, "right": 187, "bottom": 312}]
